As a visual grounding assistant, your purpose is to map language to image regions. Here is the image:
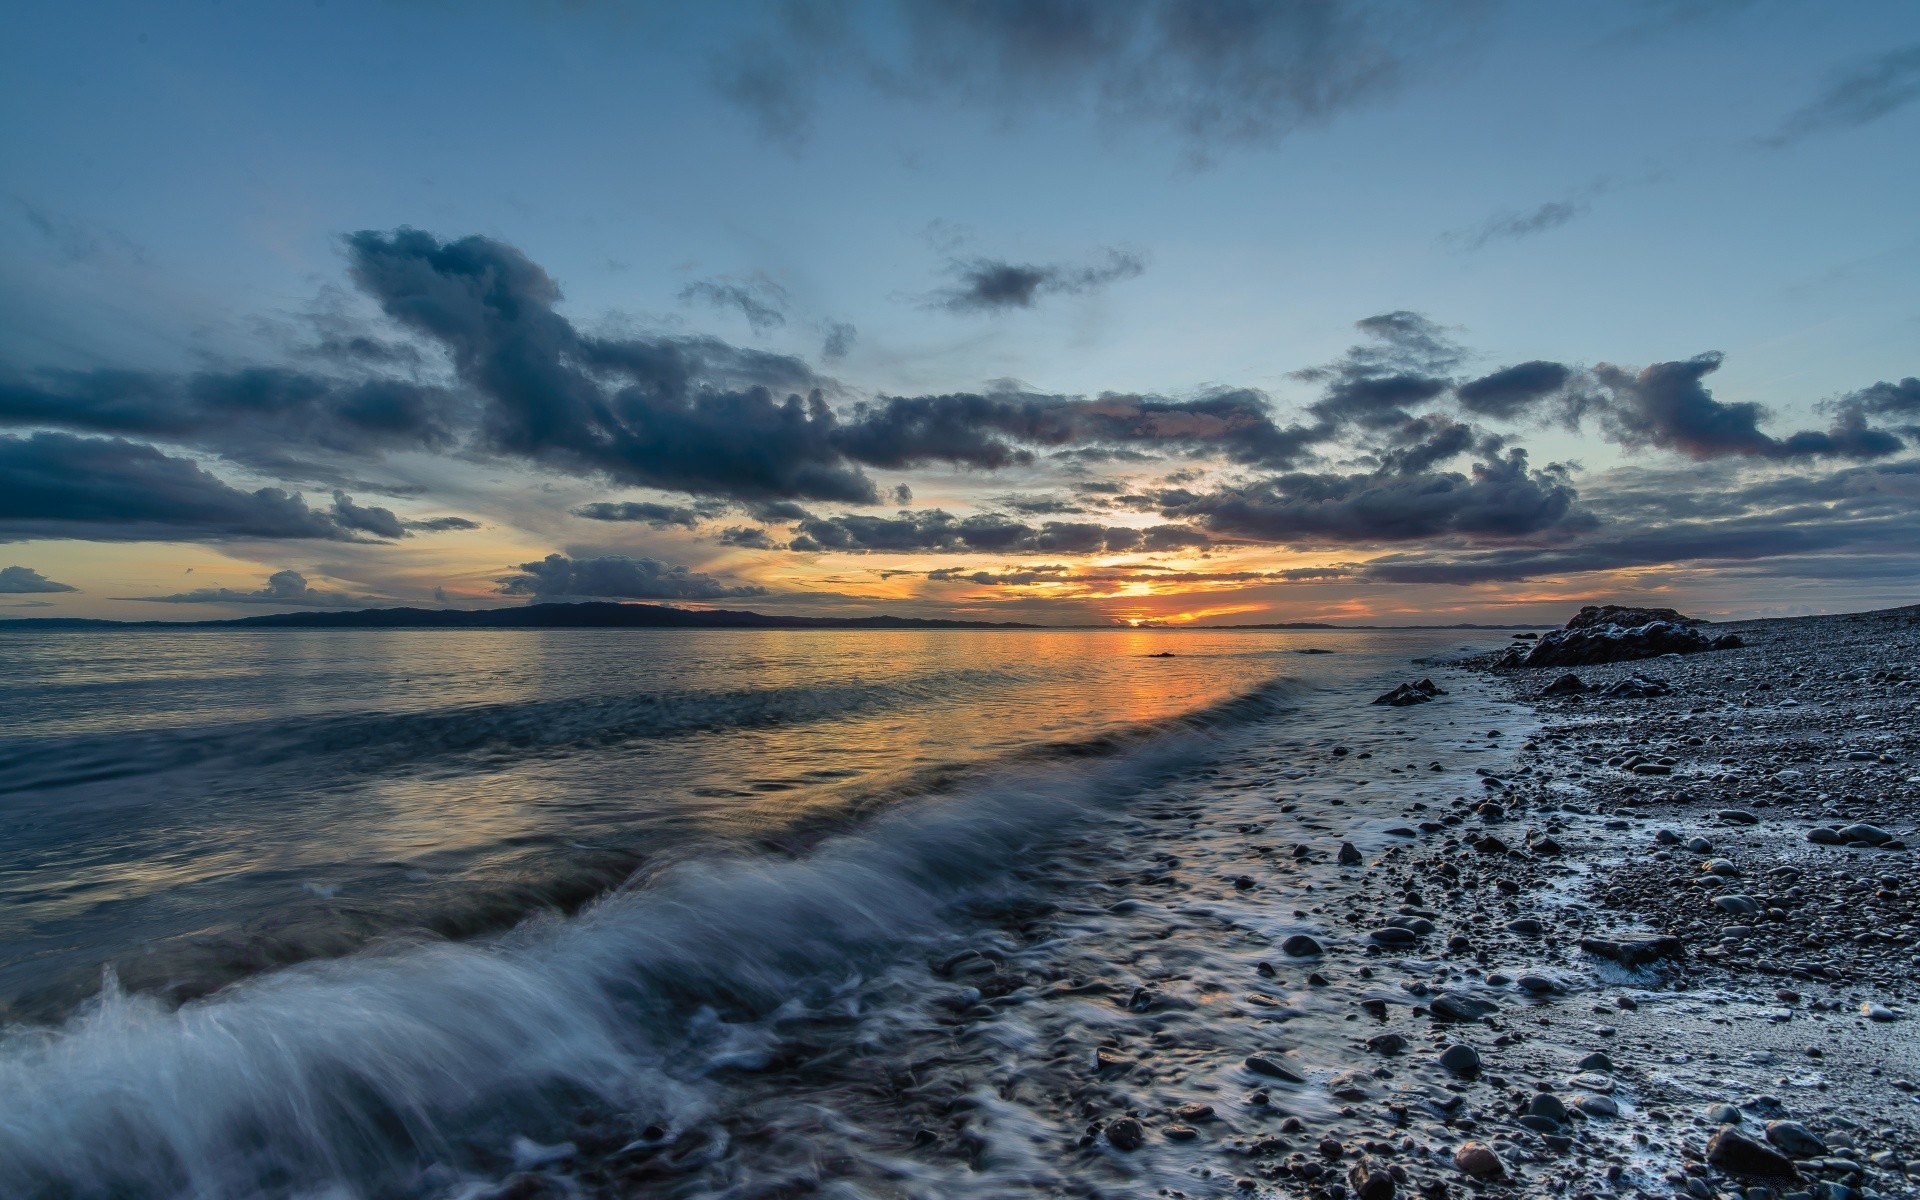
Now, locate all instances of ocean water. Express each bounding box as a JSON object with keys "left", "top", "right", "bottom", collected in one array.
[{"left": 0, "top": 626, "right": 1524, "bottom": 1199}]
